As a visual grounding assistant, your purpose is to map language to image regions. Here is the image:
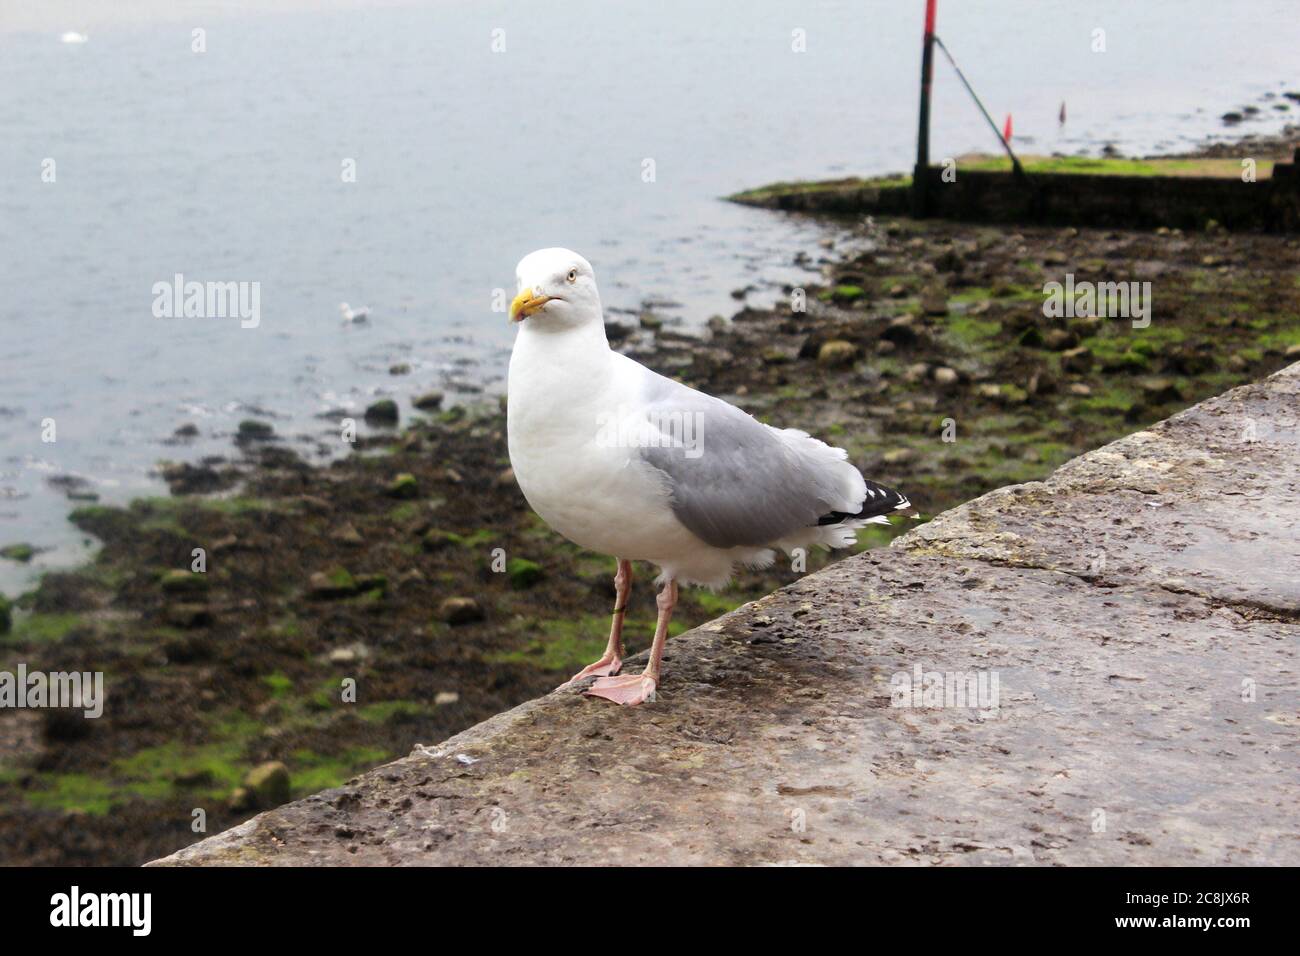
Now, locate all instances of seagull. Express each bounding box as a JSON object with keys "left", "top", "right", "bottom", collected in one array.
[
  {"left": 506, "top": 248, "right": 912, "bottom": 705},
  {"left": 340, "top": 302, "right": 369, "bottom": 324}
]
